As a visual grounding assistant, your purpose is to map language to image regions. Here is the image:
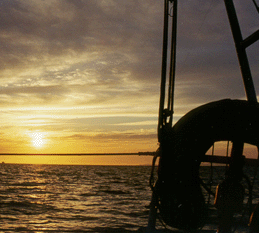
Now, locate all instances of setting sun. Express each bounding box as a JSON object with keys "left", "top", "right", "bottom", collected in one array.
[{"left": 29, "top": 132, "right": 46, "bottom": 149}]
